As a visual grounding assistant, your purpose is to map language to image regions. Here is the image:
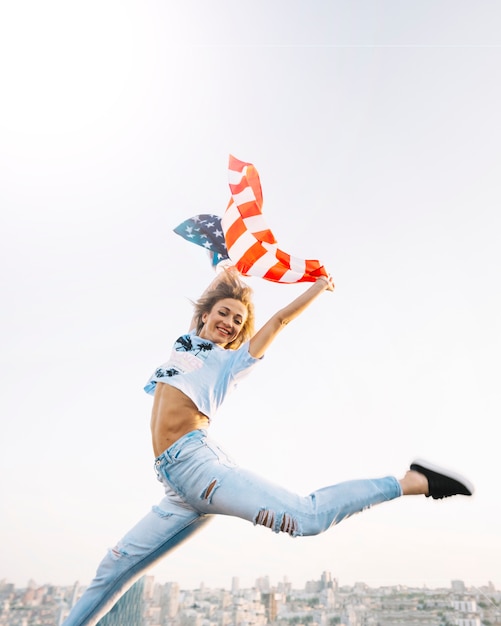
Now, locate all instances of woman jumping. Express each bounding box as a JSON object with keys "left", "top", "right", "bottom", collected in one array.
[{"left": 63, "top": 269, "right": 473, "bottom": 626}]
